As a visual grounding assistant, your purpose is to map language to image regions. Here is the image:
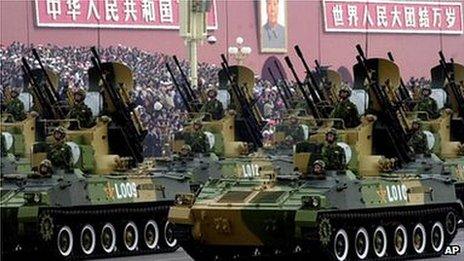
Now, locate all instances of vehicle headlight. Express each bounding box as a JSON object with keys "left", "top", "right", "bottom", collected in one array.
[
  {"left": 24, "top": 193, "right": 42, "bottom": 204},
  {"left": 302, "top": 196, "right": 321, "bottom": 209},
  {"left": 174, "top": 193, "right": 195, "bottom": 207}
]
